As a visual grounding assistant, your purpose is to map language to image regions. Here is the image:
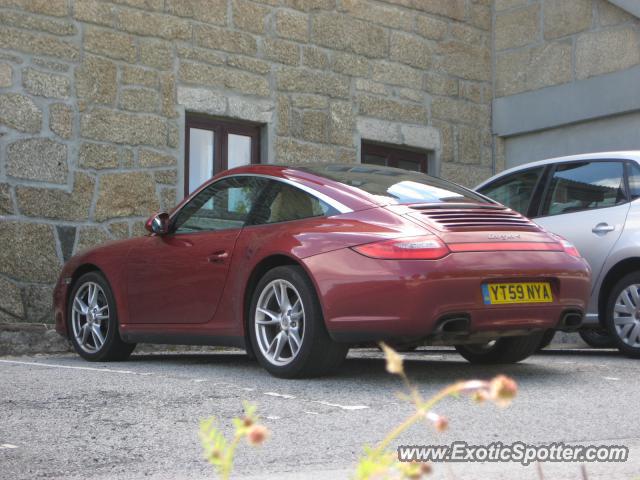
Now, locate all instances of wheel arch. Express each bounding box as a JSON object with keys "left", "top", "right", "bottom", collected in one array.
[
  {"left": 598, "top": 257, "right": 640, "bottom": 325},
  {"left": 66, "top": 263, "right": 103, "bottom": 315}
]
